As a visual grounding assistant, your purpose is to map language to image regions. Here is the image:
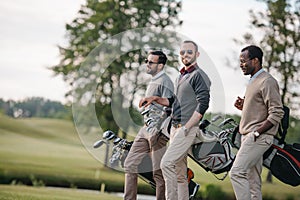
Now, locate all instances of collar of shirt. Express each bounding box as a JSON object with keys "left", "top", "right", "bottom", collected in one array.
[
  {"left": 151, "top": 70, "right": 165, "bottom": 81},
  {"left": 179, "top": 64, "right": 197, "bottom": 75},
  {"left": 249, "top": 68, "right": 264, "bottom": 84}
]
